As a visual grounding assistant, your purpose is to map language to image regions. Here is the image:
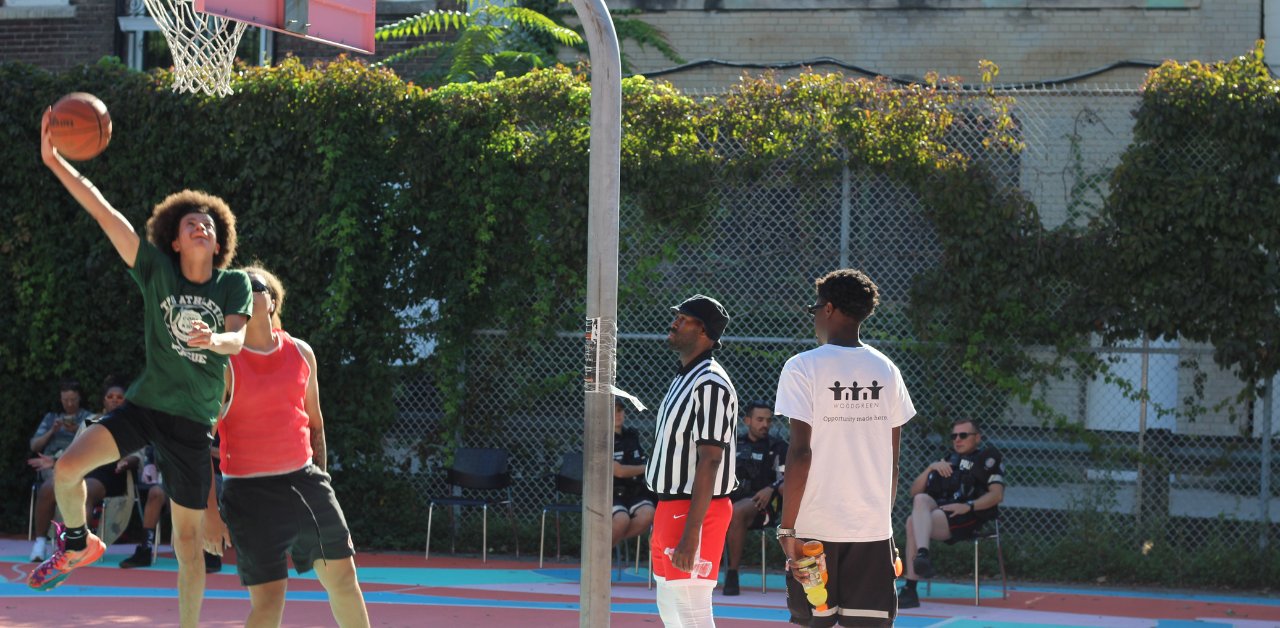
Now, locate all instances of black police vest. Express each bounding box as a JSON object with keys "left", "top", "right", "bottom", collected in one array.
[
  {"left": 614, "top": 426, "right": 648, "bottom": 497},
  {"left": 735, "top": 435, "right": 781, "bottom": 494},
  {"left": 925, "top": 448, "right": 999, "bottom": 521}
]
